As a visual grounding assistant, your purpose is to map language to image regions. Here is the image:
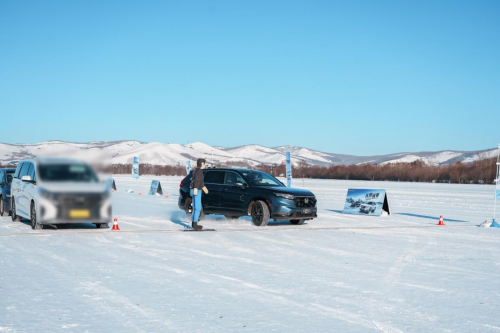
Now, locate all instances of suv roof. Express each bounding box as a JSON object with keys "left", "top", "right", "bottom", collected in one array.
[{"left": 201, "top": 168, "right": 261, "bottom": 173}]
